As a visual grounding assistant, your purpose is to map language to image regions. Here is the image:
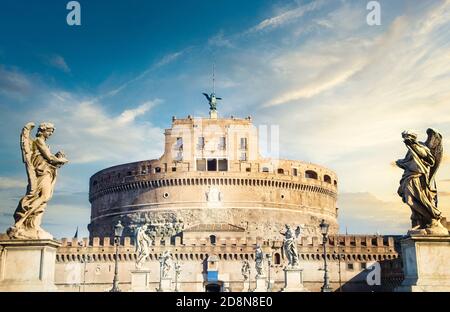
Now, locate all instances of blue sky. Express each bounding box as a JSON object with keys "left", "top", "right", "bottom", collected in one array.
[{"left": 1, "top": 0, "right": 450, "bottom": 238}]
